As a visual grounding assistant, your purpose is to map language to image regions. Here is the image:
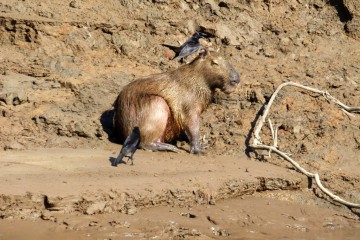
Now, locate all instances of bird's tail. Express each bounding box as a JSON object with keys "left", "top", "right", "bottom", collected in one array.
[
  {"left": 112, "top": 152, "right": 125, "bottom": 167},
  {"left": 161, "top": 44, "right": 179, "bottom": 53}
]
